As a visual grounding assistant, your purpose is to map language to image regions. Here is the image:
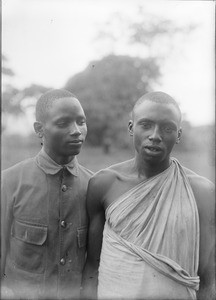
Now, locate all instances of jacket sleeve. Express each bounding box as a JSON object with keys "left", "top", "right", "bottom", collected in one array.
[{"left": 1, "top": 171, "right": 14, "bottom": 279}]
